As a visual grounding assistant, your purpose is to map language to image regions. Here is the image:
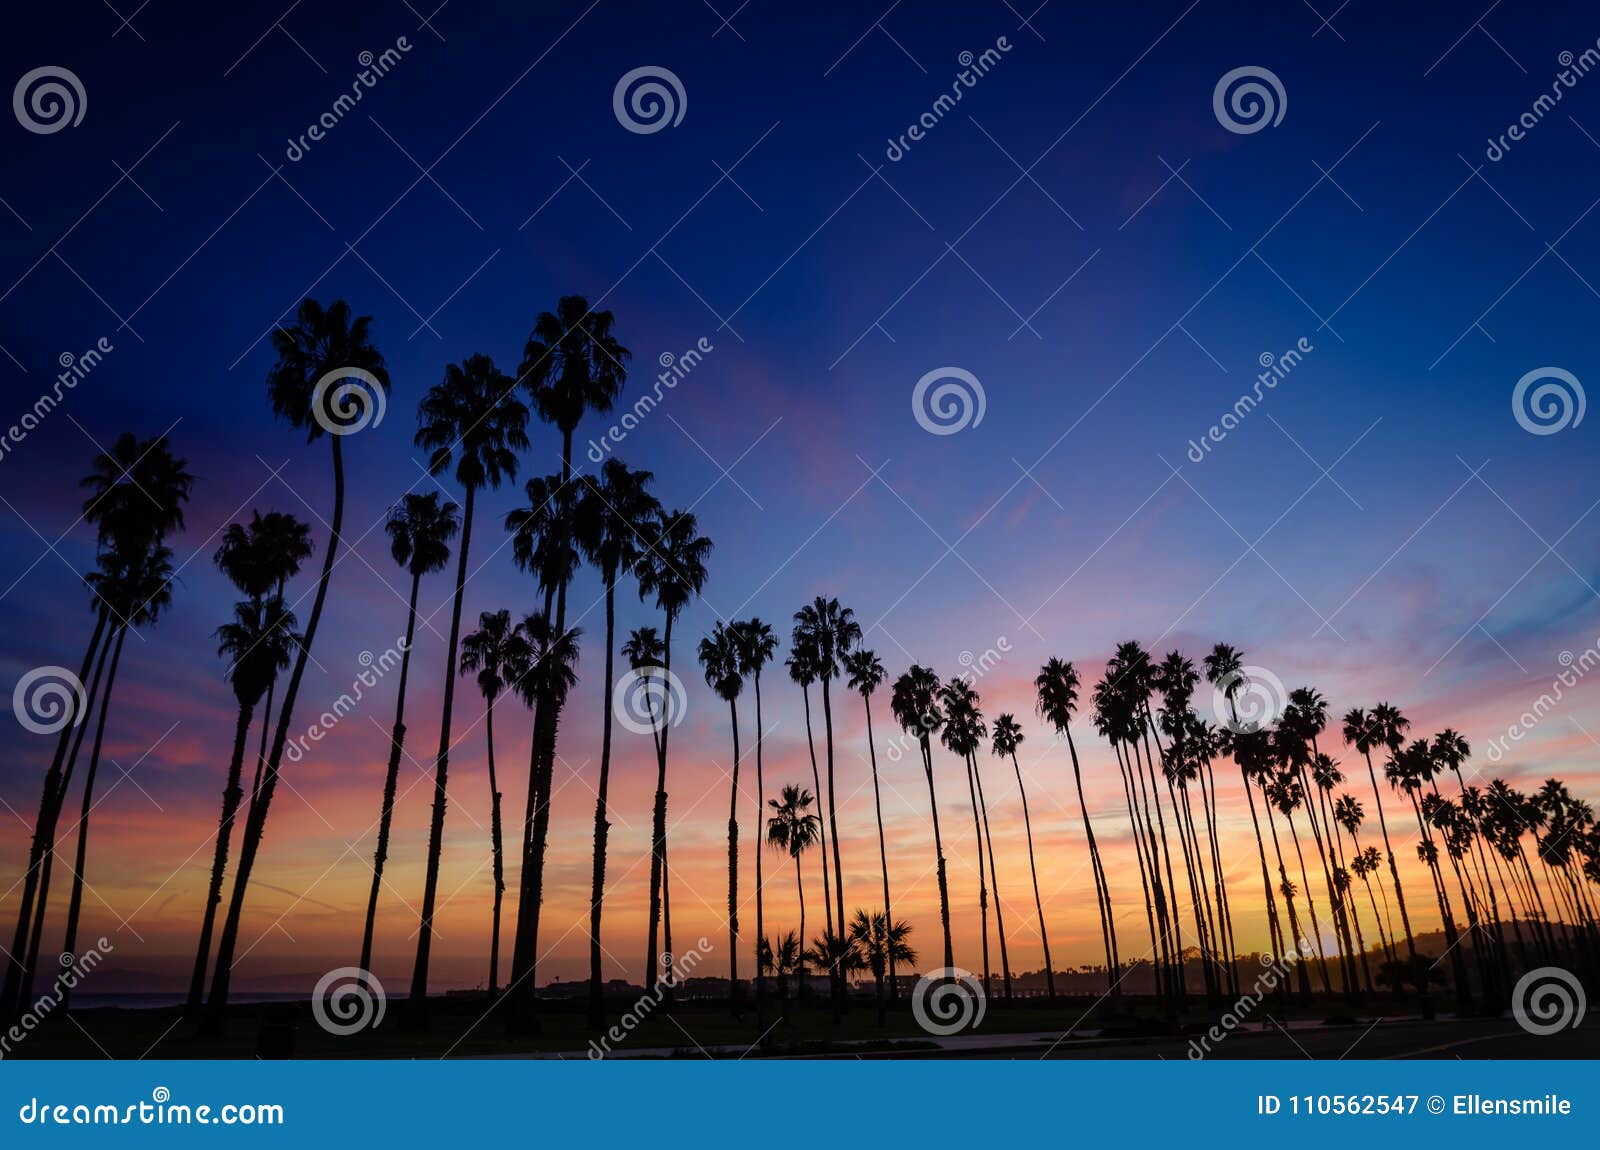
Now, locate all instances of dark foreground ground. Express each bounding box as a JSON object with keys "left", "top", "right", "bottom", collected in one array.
[{"left": 4, "top": 992, "right": 1597, "bottom": 1059}]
